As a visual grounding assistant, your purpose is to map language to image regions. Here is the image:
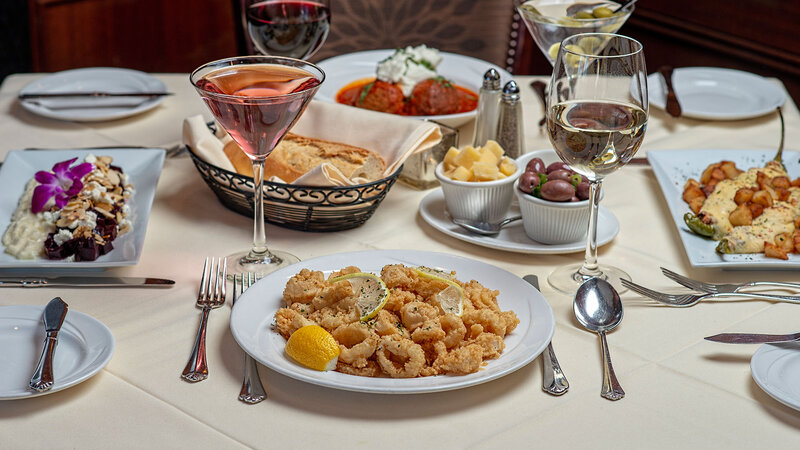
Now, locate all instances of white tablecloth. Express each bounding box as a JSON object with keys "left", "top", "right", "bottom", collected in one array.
[{"left": 1, "top": 73, "right": 799, "bottom": 448}]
